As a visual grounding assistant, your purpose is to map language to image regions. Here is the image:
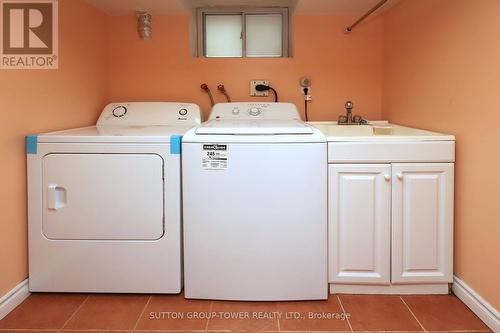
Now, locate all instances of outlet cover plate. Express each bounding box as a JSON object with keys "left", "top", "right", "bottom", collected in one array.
[
  {"left": 300, "top": 86, "right": 311, "bottom": 95},
  {"left": 250, "top": 80, "right": 269, "bottom": 97}
]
